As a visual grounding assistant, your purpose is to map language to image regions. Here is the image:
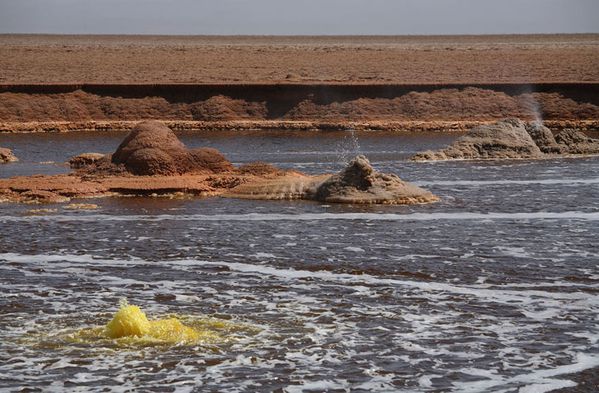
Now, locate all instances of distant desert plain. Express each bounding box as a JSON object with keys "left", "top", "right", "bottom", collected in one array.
[{"left": 0, "top": 34, "right": 598, "bottom": 133}]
